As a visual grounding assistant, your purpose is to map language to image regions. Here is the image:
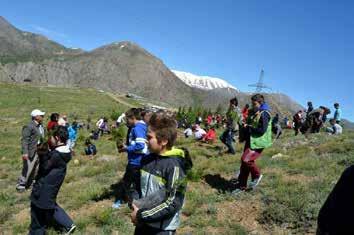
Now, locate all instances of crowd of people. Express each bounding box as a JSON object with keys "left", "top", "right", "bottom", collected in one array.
[{"left": 16, "top": 93, "right": 348, "bottom": 234}]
